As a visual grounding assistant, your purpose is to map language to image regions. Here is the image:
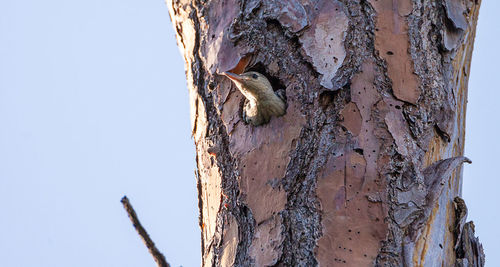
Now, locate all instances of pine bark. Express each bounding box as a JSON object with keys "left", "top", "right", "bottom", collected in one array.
[{"left": 167, "top": 0, "right": 484, "bottom": 266}]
